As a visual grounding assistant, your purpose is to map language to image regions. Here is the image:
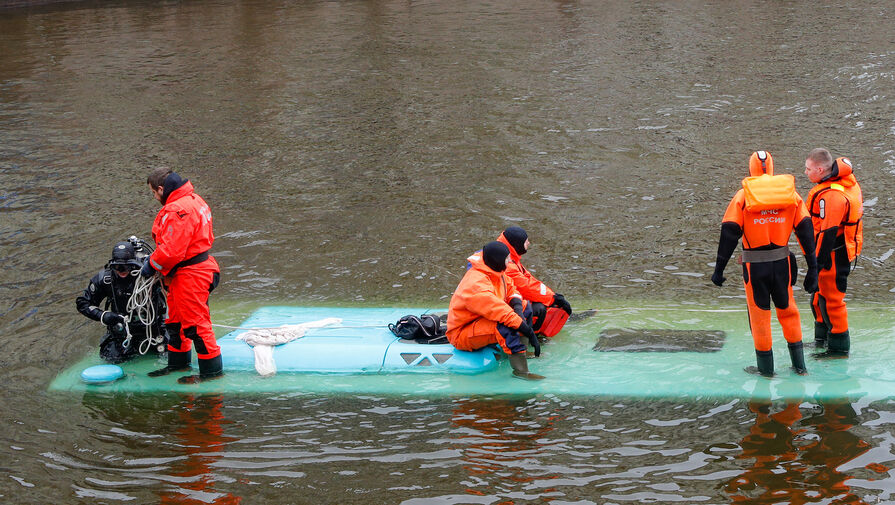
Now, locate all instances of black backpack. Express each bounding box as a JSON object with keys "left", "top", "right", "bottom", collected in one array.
[{"left": 388, "top": 314, "right": 448, "bottom": 344}]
